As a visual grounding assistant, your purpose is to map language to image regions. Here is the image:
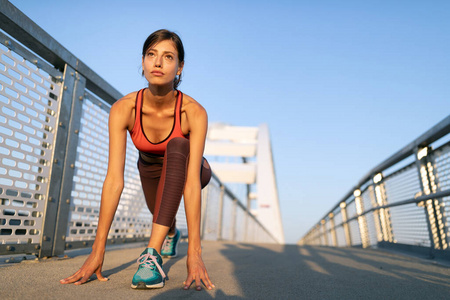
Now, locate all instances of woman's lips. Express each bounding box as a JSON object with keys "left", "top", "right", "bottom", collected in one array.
[{"left": 151, "top": 71, "right": 164, "bottom": 76}]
